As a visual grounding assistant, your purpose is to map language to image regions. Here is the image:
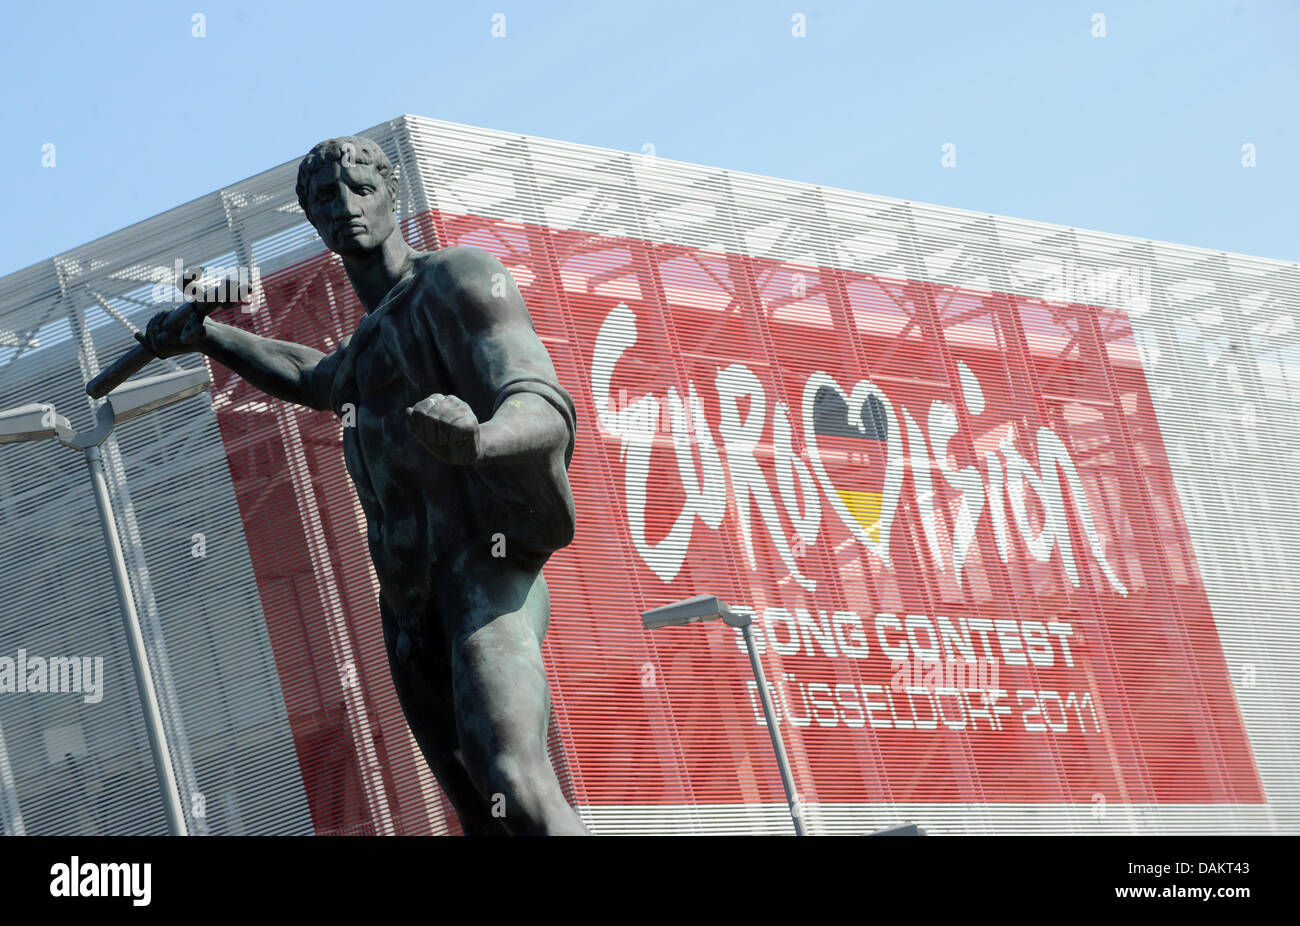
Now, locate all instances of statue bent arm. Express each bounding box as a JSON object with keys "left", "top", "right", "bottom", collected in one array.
[{"left": 406, "top": 247, "right": 570, "bottom": 467}]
